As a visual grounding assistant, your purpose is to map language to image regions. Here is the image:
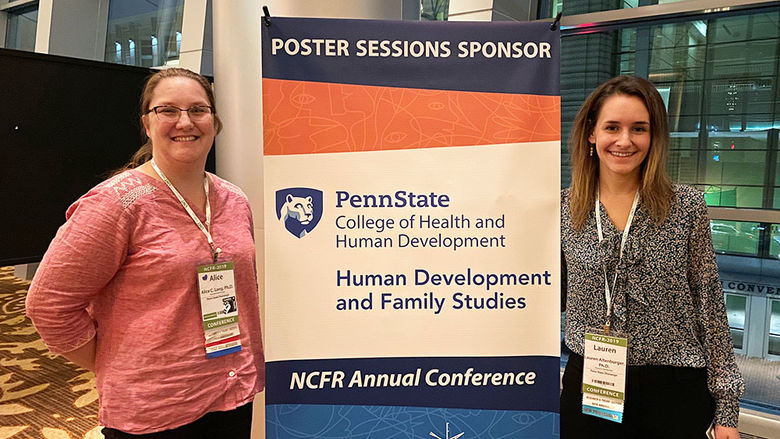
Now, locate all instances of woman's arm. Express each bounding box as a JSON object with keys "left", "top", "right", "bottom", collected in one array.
[
  {"left": 27, "top": 186, "right": 132, "bottom": 360},
  {"left": 685, "top": 189, "right": 744, "bottom": 428},
  {"left": 61, "top": 336, "right": 97, "bottom": 371}
]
